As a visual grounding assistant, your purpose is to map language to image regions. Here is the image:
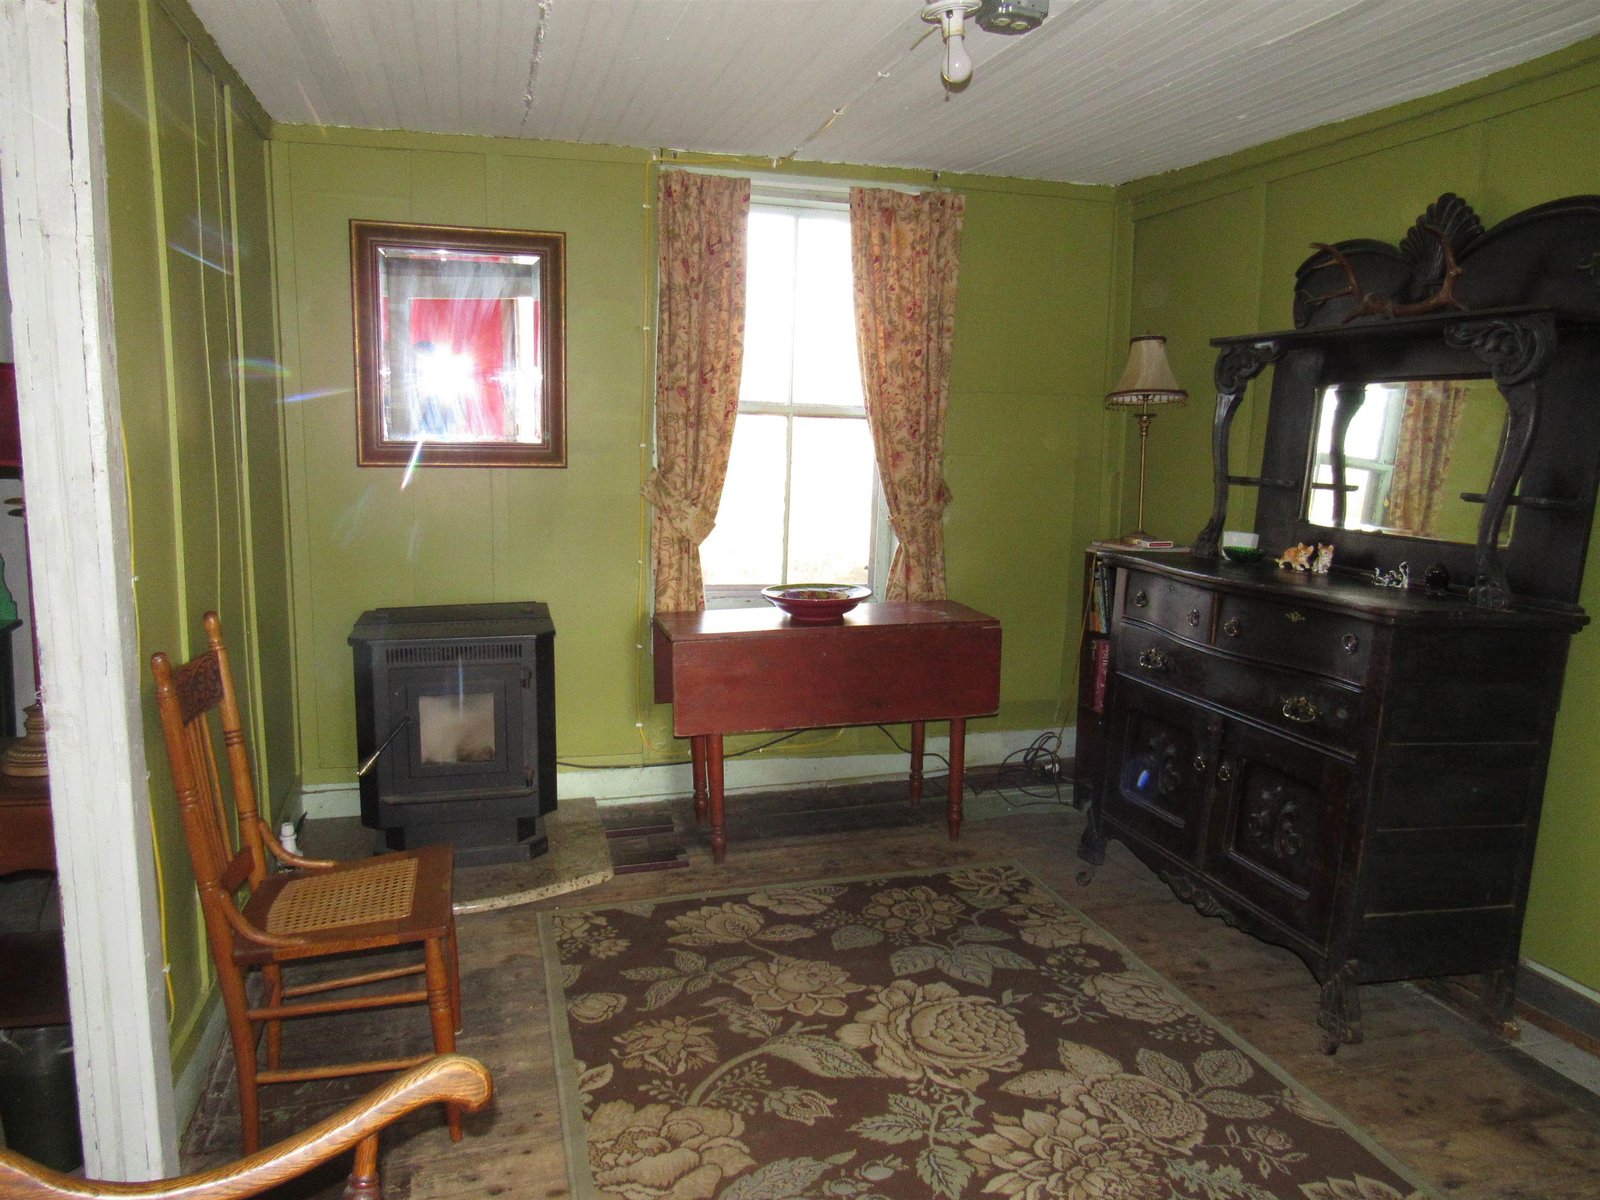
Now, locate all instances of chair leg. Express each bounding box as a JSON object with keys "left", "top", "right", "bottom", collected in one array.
[
  {"left": 263, "top": 963, "right": 285, "bottom": 1070},
  {"left": 446, "top": 917, "right": 463, "bottom": 1034},
  {"left": 424, "top": 937, "right": 463, "bottom": 1142},
  {"left": 221, "top": 986, "right": 263, "bottom": 1154}
]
